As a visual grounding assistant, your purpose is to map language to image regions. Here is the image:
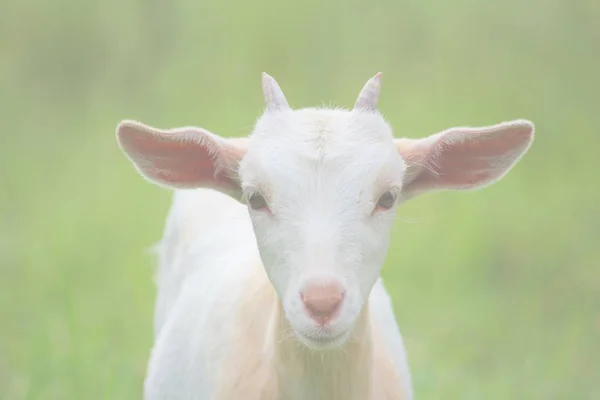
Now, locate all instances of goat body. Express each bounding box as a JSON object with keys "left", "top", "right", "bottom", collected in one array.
[{"left": 146, "top": 189, "right": 412, "bottom": 399}]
